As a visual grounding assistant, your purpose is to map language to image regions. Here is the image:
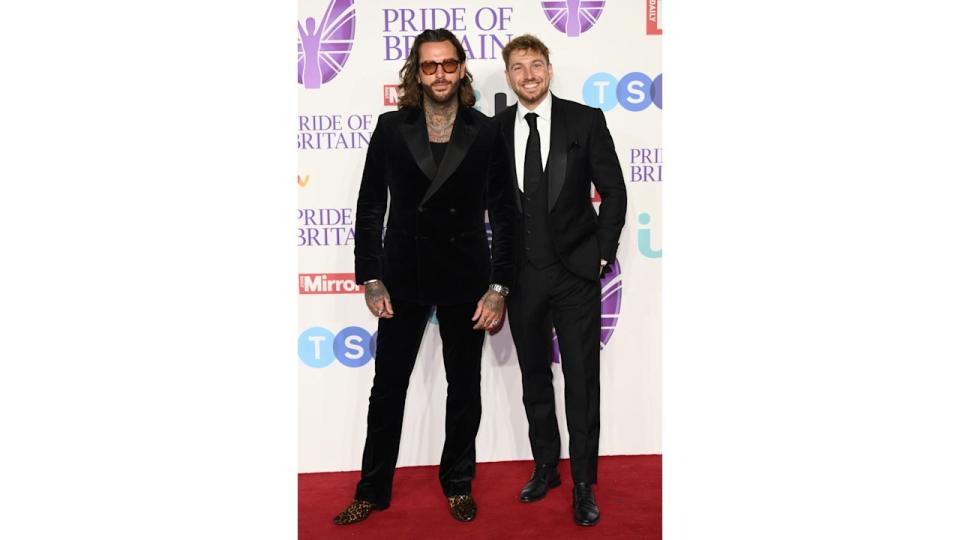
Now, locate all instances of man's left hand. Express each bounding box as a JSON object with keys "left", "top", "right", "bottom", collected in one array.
[{"left": 472, "top": 290, "right": 506, "bottom": 331}]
